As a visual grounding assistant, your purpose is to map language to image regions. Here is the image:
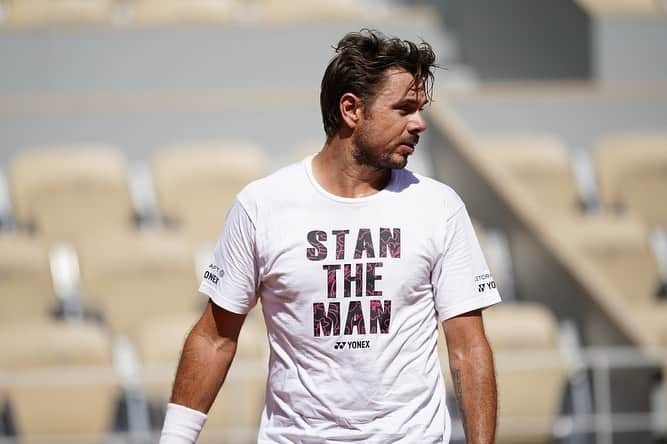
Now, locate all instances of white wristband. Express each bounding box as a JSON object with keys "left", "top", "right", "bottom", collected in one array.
[{"left": 159, "top": 403, "right": 208, "bottom": 444}]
